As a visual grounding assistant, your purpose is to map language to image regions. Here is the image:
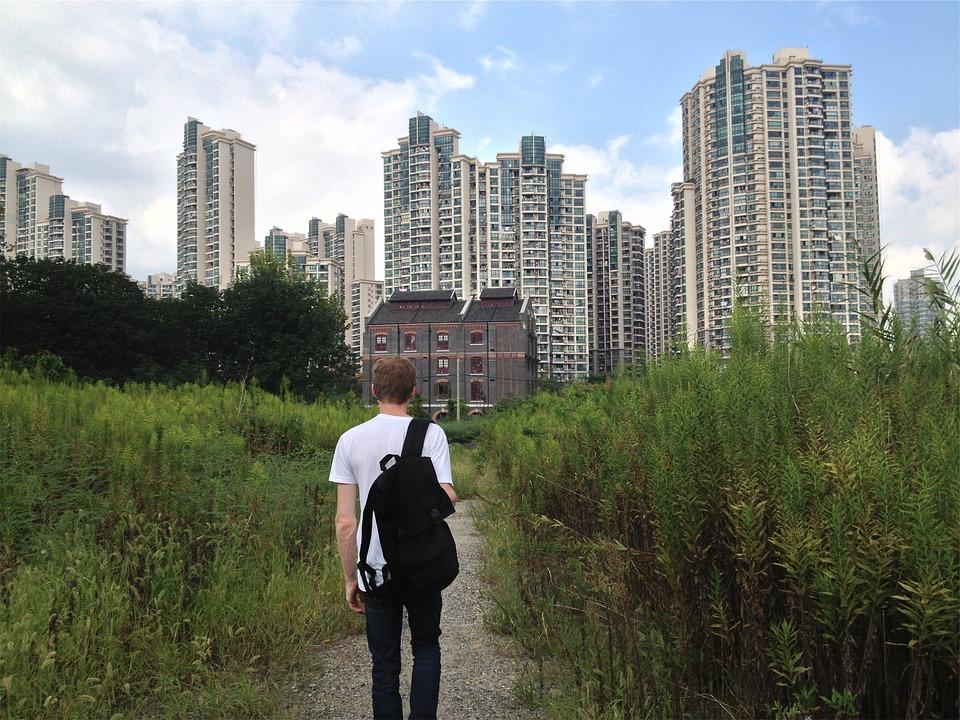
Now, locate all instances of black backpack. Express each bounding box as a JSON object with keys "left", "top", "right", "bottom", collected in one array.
[{"left": 358, "top": 418, "right": 459, "bottom": 596}]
